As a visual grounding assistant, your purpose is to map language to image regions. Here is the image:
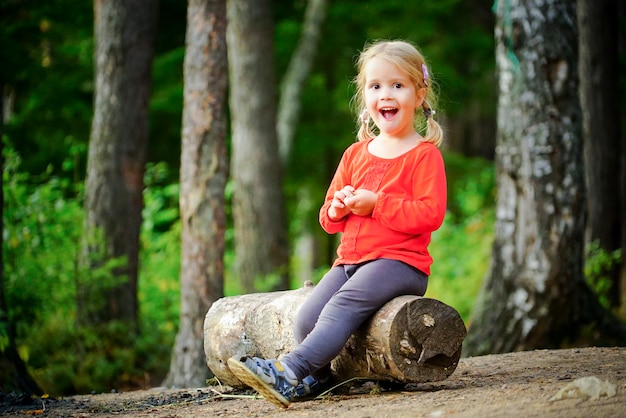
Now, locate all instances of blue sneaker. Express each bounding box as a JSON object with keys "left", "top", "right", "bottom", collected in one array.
[
  {"left": 293, "top": 374, "right": 333, "bottom": 401},
  {"left": 227, "top": 356, "right": 297, "bottom": 408}
]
